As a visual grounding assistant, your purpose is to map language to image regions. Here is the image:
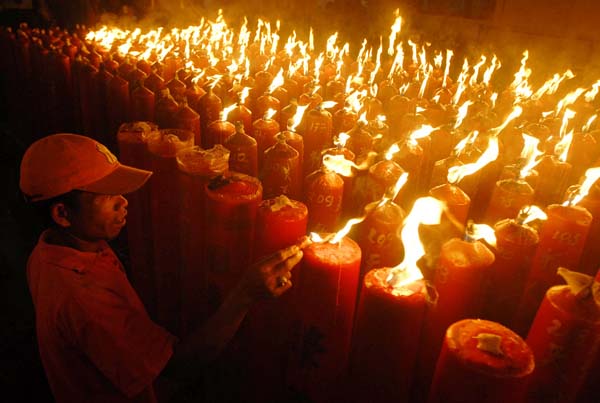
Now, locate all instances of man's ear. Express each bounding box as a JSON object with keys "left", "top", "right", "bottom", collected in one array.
[{"left": 50, "top": 203, "right": 72, "bottom": 228}]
